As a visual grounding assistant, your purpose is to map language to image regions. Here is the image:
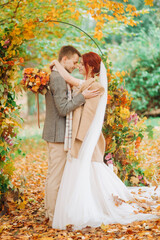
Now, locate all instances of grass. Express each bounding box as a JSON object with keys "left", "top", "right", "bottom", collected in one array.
[
  {"left": 18, "top": 117, "right": 160, "bottom": 142},
  {"left": 145, "top": 117, "right": 160, "bottom": 127},
  {"left": 18, "top": 121, "right": 43, "bottom": 140}
]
